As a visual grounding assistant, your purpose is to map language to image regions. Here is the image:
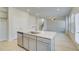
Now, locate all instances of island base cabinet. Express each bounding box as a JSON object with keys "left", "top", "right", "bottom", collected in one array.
[
  {"left": 29, "top": 38, "right": 36, "bottom": 51},
  {"left": 23, "top": 37, "right": 29, "bottom": 50},
  {"left": 37, "top": 41, "right": 50, "bottom": 51}
]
